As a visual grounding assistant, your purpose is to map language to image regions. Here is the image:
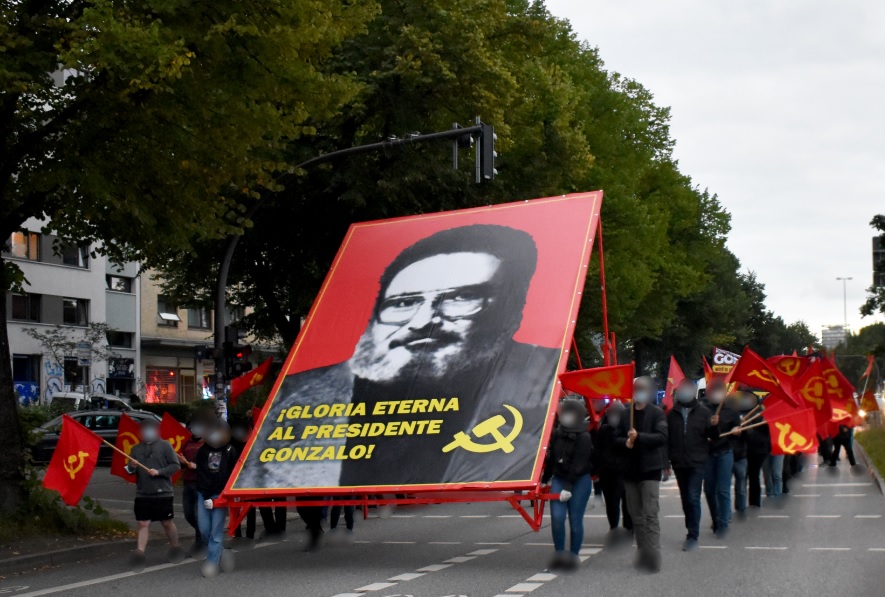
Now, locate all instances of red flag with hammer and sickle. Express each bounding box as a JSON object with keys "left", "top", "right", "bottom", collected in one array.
[
  {"left": 110, "top": 412, "right": 142, "bottom": 483},
  {"left": 559, "top": 363, "right": 635, "bottom": 401},
  {"left": 767, "top": 355, "right": 810, "bottom": 392},
  {"left": 761, "top": 407, "right": 819, "bottom": 456},
  {"left": 43, "top": 415, "right": 102, "bottom": 505},
  {"left": 160, "top": 413, "right": 191, "bottom": 482},
  {"left": 727, "top": 347, "right": 798, "bottom": 407},
  {"left": 792, "top": 359, "right": 834, "bottom": 428},
  {"left": 230, "top": 357, "right": 274, "bottom": 406},
  {"left": 663, "top": 356, "right": 685, "bottom": 411}
]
